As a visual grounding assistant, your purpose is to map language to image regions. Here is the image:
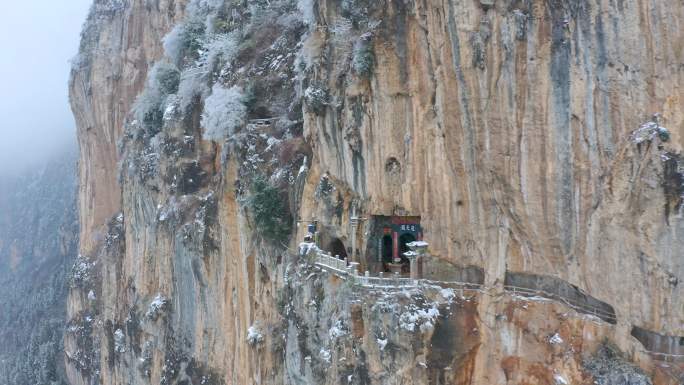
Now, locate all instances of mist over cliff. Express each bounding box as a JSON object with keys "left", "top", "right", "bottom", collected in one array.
[
  {"left": 0, "top": 1, "right": 90, "bottom": 174},
  {"left": 0, "top": 146, "right": 78, "bottom": 384},
  {"left": 0, "top": 3, "right": 87, "bottom": 379}
]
